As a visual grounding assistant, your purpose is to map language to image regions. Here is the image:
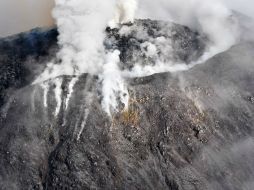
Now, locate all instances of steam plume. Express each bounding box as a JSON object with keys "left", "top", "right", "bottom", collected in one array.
[
  {"left": 35, "top": 0, "right": 136, "bottom": 115},
  {"left": 137, "top": 0, "right": 239, "bottom": 61},
  {"left": 35, "top": 0, "right": 241, "bottom": 116},
  {"left": 109, "top": 0, "right": 138, "bottom": 28}
]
